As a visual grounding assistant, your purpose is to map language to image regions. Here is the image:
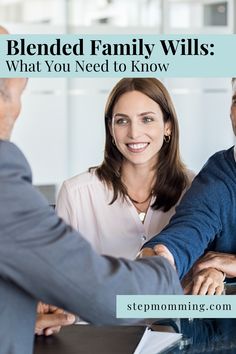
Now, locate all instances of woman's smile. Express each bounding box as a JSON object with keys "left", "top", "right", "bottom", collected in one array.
[{"left": 126, "top": 142, "right": 149, "bottom": 153}]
